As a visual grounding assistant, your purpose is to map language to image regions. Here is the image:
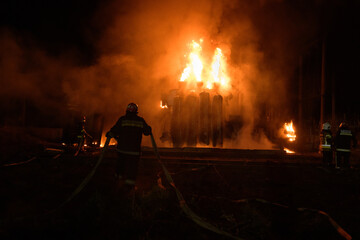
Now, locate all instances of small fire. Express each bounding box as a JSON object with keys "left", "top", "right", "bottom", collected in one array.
[
  {"left": 179, "top": 39, "right": 230, "bottom": 92},
  {"left": 100, "top": 132, "right": 118, "bottom": 147},
  {"left": 283, "top": 121, "right": 296, "bottom": 142},
  {"left": 284, "top": 148, "right": 295, "bottom": 154},
  {"left": 160, "top": 100, "right": 168, "bottom": 109}
]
